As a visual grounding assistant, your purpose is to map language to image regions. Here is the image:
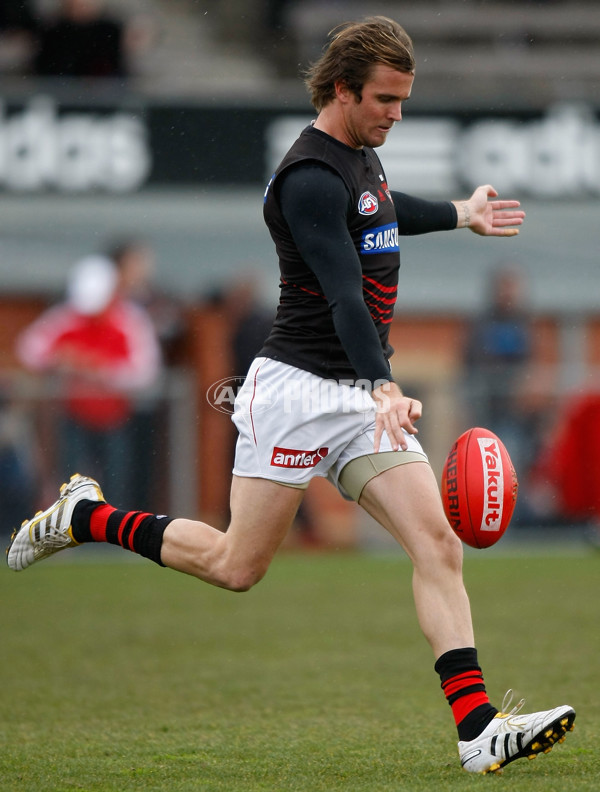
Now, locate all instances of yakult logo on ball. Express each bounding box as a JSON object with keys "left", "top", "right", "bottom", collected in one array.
[{"left": 477, "top": 438, "right": 504, "bottom": 532}]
